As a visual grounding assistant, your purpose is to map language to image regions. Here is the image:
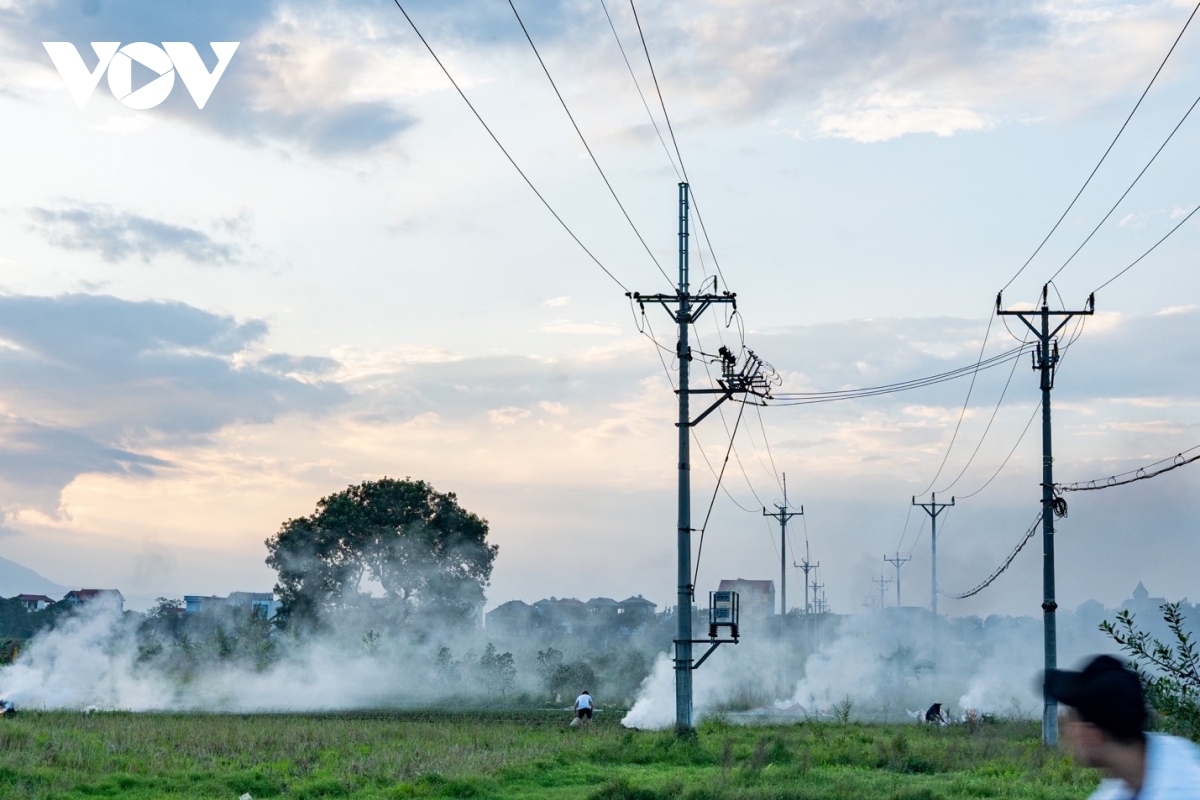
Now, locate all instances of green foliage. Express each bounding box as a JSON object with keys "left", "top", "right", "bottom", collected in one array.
[
  {"left": 0, "top": 712, "right": 1094, "bottom": 799},
  {"left": 536, "top": 647, "right": 565, "bottom": 699},
  {"left": 264, "top": 477, "right": 497, "bottom": 631},
  {"left": 1101, "top": 601, "right": 1200, "bottom": 739},
  {"left": 477, "top": 643, "right": 517, "bottom": 699}
]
